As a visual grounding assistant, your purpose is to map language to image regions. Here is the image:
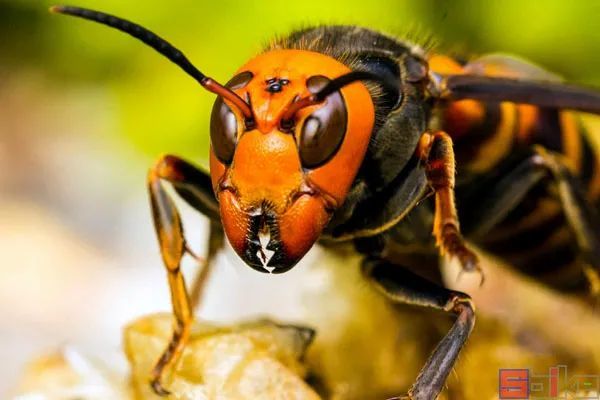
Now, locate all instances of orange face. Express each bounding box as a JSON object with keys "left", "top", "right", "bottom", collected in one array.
[{"left": 209, "top": 49, "right": 374, "bottom": 273}]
